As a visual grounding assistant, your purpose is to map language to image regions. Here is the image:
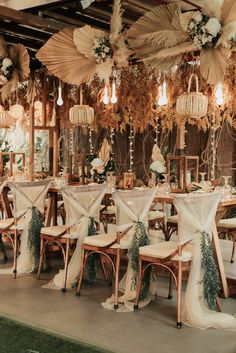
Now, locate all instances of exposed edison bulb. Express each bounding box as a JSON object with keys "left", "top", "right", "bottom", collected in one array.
[
  {"left": 215, "top": 82, "right": 224, "bottom": 106},
  {"left": 57, "top": 80, "right": 63, "bottom": 106},
  {"left": 157, "top": 79, "right": 168, "bottom": 106},
  {"left": 110, "top": 81, "right": 117, "bottom": 104},
  {"left": 103, "top": 85, "right": 109, "bottom": 105}
]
